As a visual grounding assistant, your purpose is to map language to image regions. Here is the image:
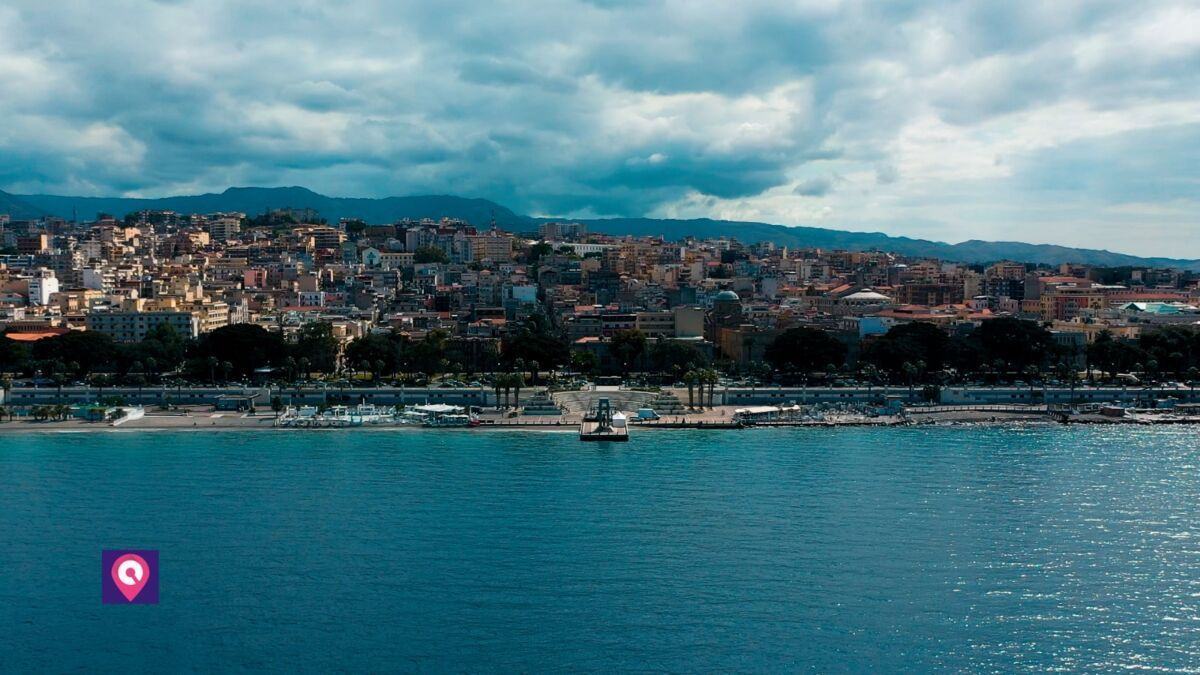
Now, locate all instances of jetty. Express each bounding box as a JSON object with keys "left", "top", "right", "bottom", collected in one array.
[{"left": 579, "top": 398, "right": 628, "bottom": 442}]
